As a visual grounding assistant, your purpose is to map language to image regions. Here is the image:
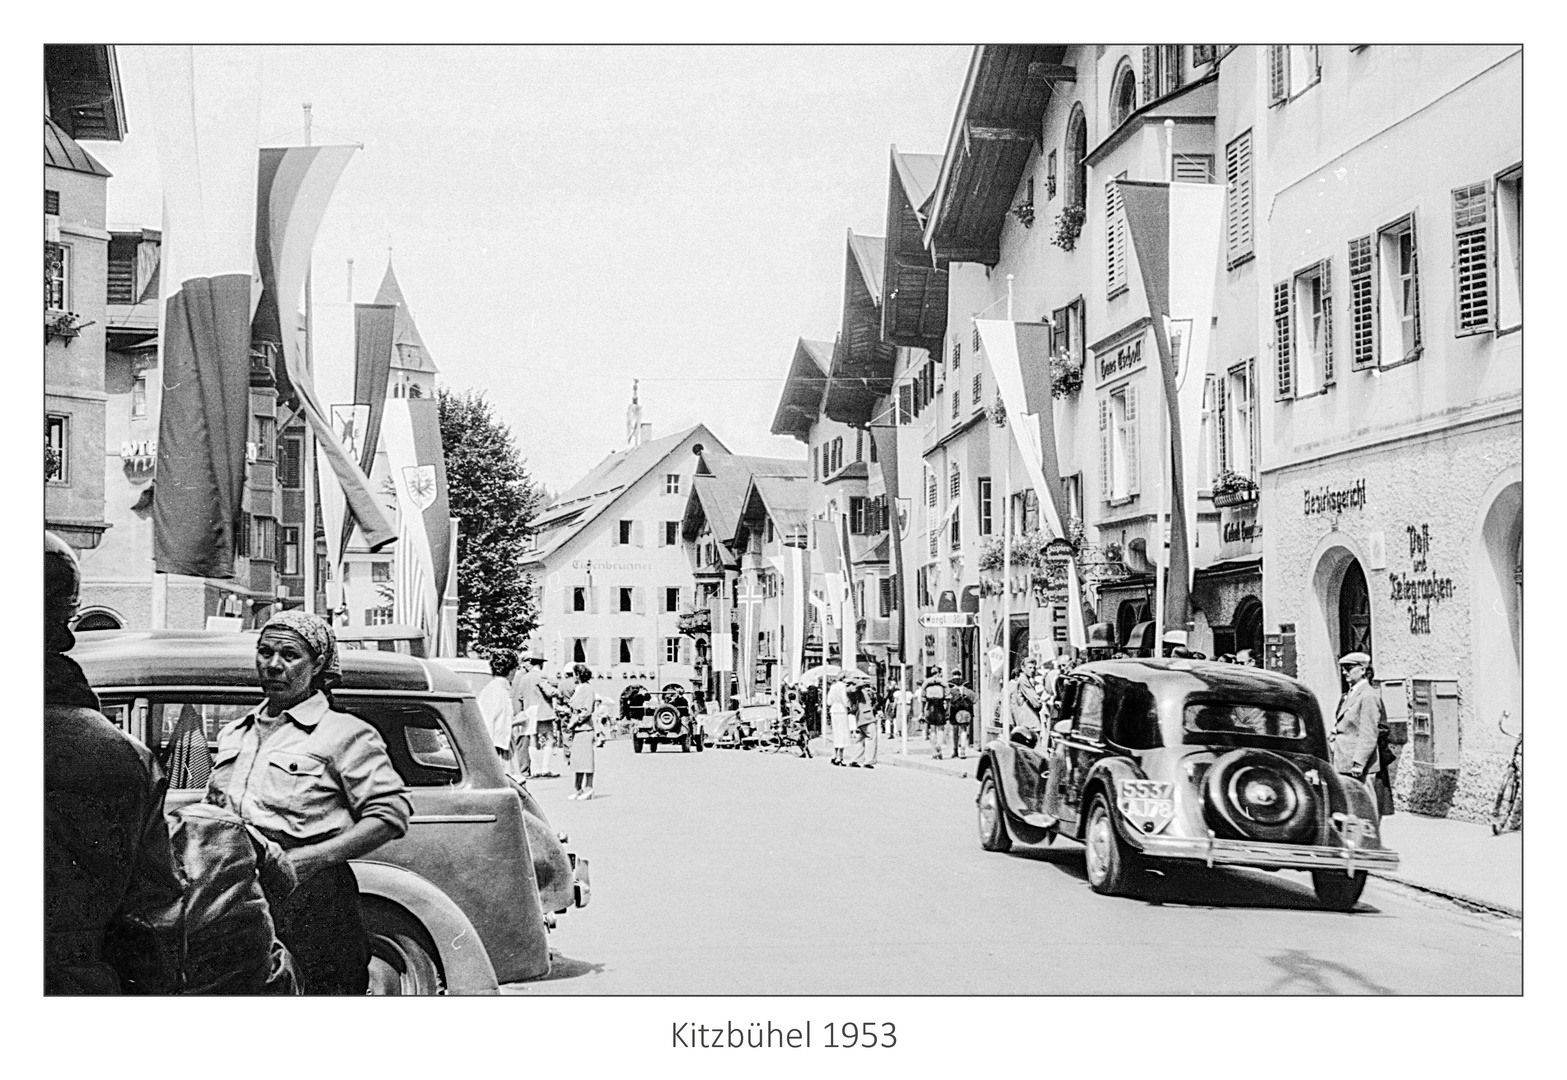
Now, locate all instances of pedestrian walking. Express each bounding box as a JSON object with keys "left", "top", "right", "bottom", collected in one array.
[
  {"left": 210, "top": 610, "right": 413, "bottom": 994},
  {"left": 512, "top": 651, "right": 562, "bottom": 778},
  {"left": 849, "top": 681, "right": 878, "bottom": 768},
  {"left": 44, "top": 532, "right": 183, "bottom": 995},
  {"left": 478, "top": 649, "right": 519, "bottom": 769},
  {"left": 947, "top": 672, "right": 975, "bottom": 759},
  {"left": 1330, "top": 651, "right": 1383, "bottom": 794},
  {"left": 921, "top": 667, "right": 948, "bottom": 758},
  {"left": 1008, "top": 657, "right": 1044, "bottom": 740},
  {"left": 827, "top": 675, "right": 851, "bottom": 766},
  {"left": 565, "top": 664, "right": 601, "bottom": 800}
]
